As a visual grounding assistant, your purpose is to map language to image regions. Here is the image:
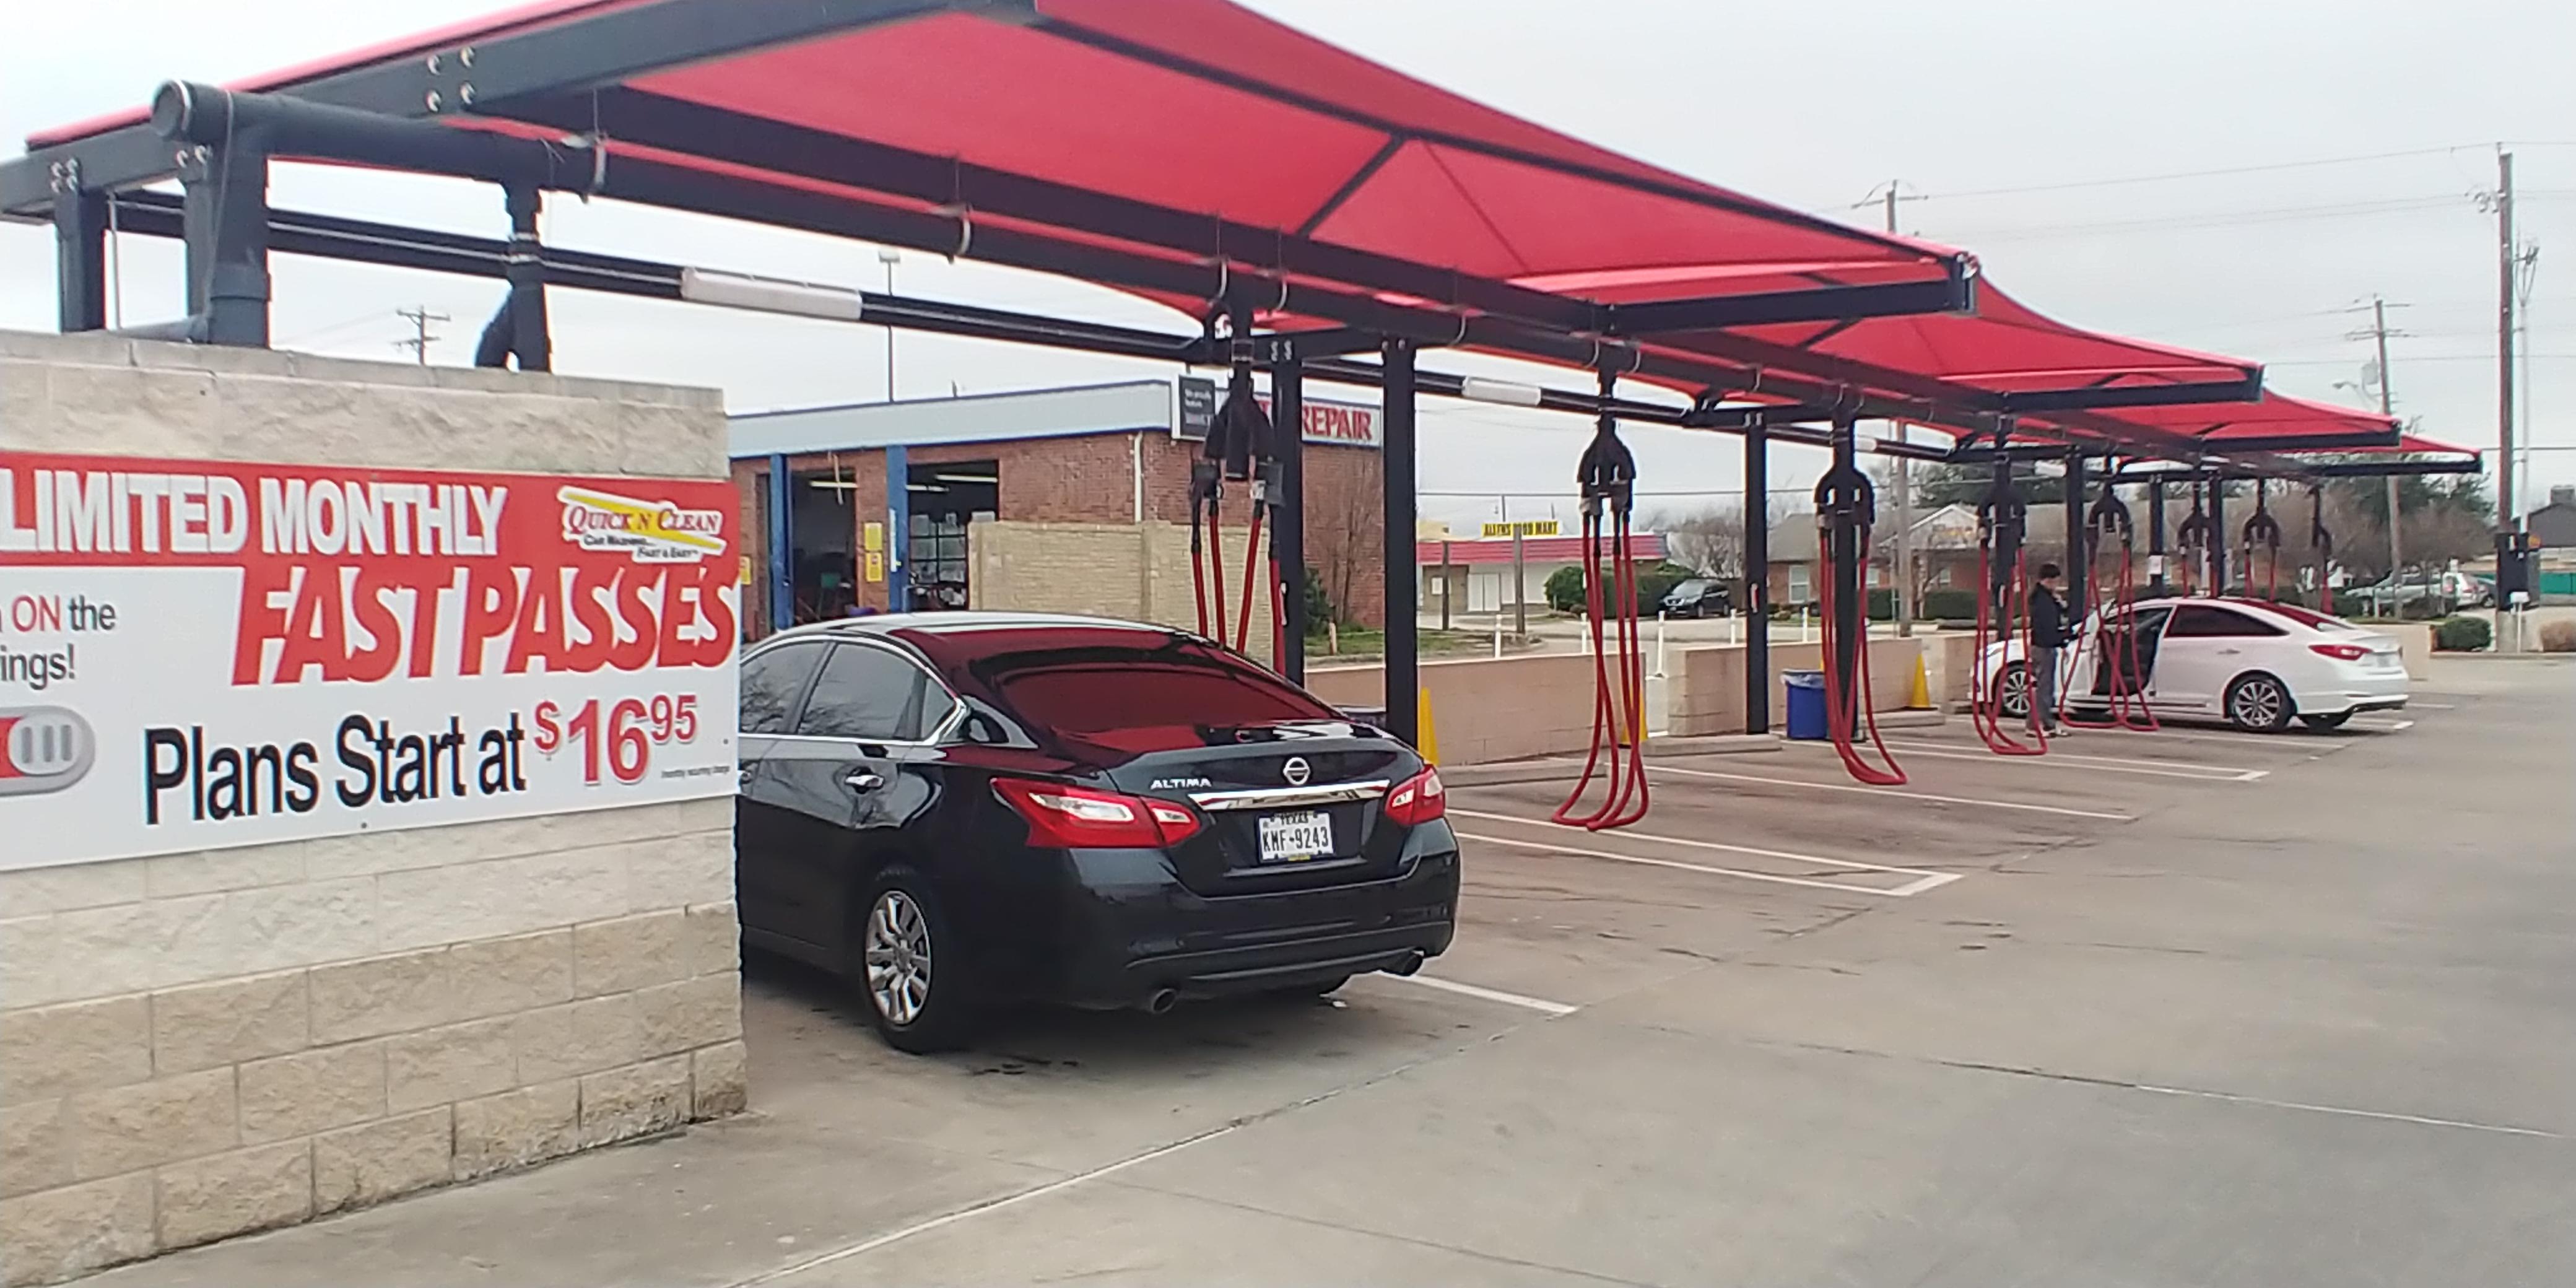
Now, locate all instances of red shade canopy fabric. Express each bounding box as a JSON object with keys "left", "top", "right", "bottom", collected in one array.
[{"left": 19, "top": 0, "right": 2297, "bottom": 459}]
